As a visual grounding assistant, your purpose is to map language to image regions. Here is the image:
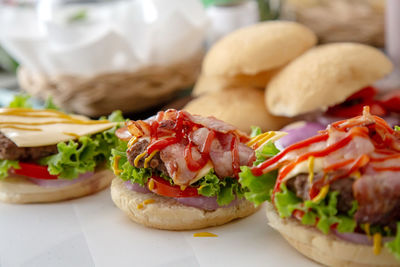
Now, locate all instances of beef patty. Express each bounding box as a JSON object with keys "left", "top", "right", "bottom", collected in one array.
[
  {"left": 286, "top": 173, "right": 400, "bottom": 231},
  {"left": 127, "top": 139, "right": 168, "bottom": 174},
  {"left": 0, "top": 132, "right": 58, "bottom": 161}
]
